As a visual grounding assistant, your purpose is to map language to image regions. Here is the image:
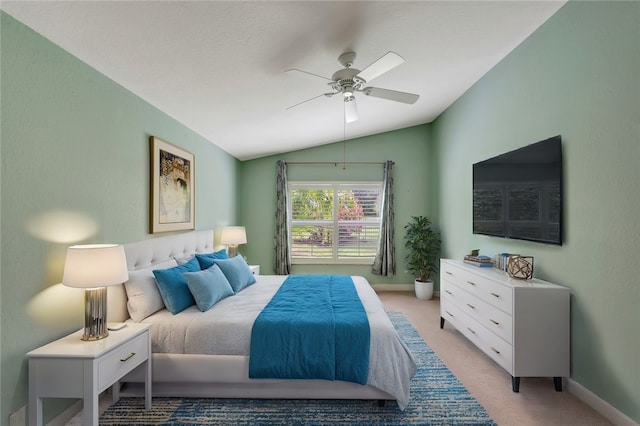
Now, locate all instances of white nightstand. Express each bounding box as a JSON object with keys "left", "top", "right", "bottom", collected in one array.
[
  {"left": 249, "top": 265, "right": 260, "bottom": 275},
  {"left": 27, "top": 323, "right": 152, "bottom": 426}
]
